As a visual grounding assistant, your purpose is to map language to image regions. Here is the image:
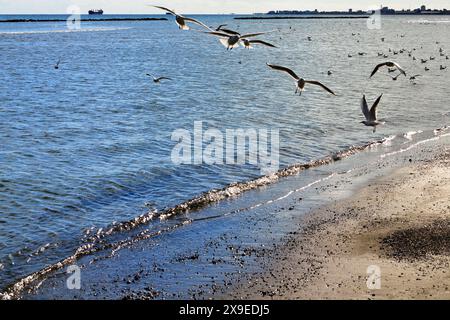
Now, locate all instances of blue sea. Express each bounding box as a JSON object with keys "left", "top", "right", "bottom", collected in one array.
[{"left": 0, "top": 14, "right": 449, "bottom": 291}]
